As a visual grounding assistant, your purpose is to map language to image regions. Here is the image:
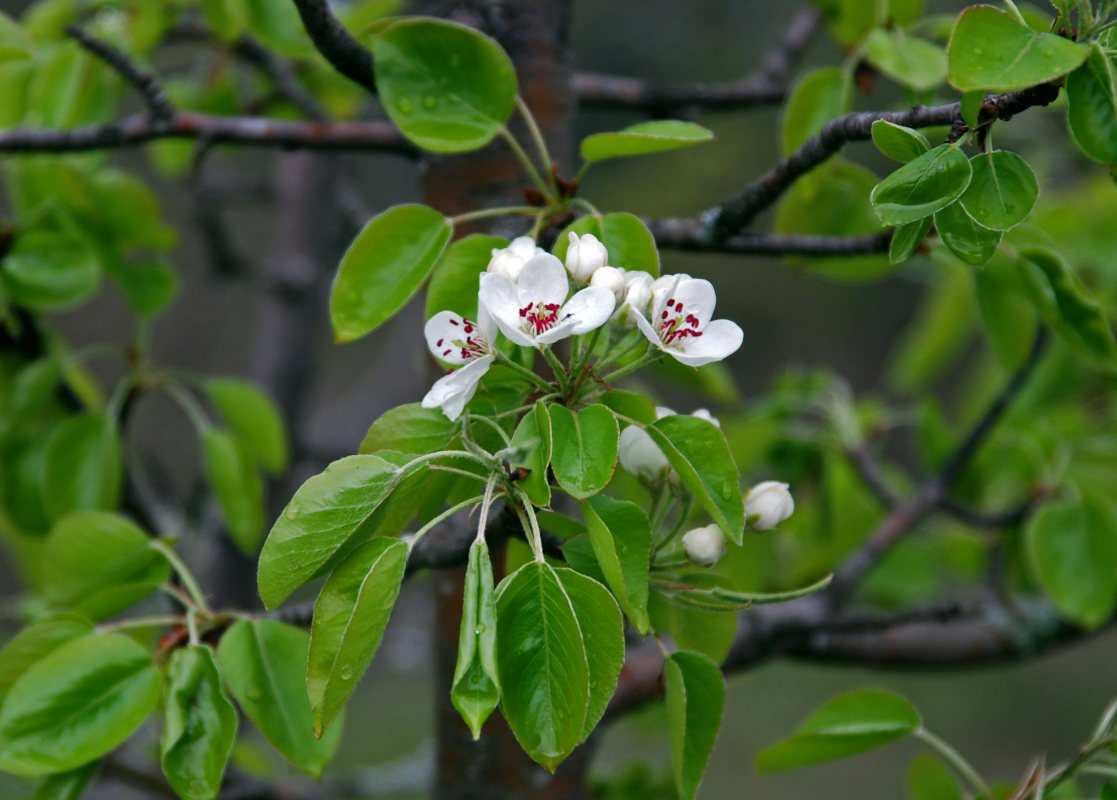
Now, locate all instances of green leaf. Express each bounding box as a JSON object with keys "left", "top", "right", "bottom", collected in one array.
[
  {"left": 890, "top": 217, "right": 932, "bottom": 264},
  {"left": 552, "top": 212, "right": 660, "bottom": 275},
  {"left": 934, "top": 202, "right": 1003, "bottom": 266},
  {"left": 907, "top": 753, "right": 963, "bottom": 800},
  {"left": 959, "top": 151, "right": 1038, "bottom": 231},
  {"left": 1, "top": 227, "right": 99, "bottom": 313},
  {"left": 553, "top": 568, "right": 623, "bottom": 743},
  {"left": 30, "top": 762, "right": 97, "bottom": 800},
  {"left": 495, "top": 562, "right": 589, "bottom": 771},
  {"left": 665, "top": 651, "right": 725, "bottom": 800},
  {"left": 871, "top": 120, "right": 930, "bottom": 163},
  {"left": 0, "top": 633, "right": 161, "bottom": 776},
  {"left": 308, "top": 537, "right": 408, "bottom": 736},
  {"left": 42, "top": 512, "right": 169, "bottom": 621},
  {"left": 864, "top": 28, "right": 946, "bottom": 92},
  {"left": 359, "top": 402, "right": 459, "bottom": 458},
  {"left": 961, "top": 89, "right": 983, "bottom": 129},
  {"left": 216, "top": 619, "right": 341, "bottom": 778},
  {"left": 1027, "top": 497, "right": 1117, "bottom": 629},
  {"left": 42, "top": 412, "right": 122, "bottom": 522},
  {"left": 871, "top": 144, "right": 972, "bottom": 225},
  {"left": 1066, "top": 42, "right": 1117, "bottom": 164},
  {"left": 0, "top": 613, "right": 93, "bottom": 708},
  {"left": 816, "top": 0, "right": 878, "bottom": 45},
  {"left": 425, "top": 234, "right": 507, "bottom": 321},
  {"left": 105, "top": 258, "right": 178, "bottom": 317},
  {"left": 201, "top": 428, "right": 265, "bottom": 555},
  {"left": 974, "top": 253, "right": 1038, "bottom": 369},
  {"left": 782, "top": 67, "right": 850, "bottom": 155},
  {"left": 756, "top": 689, "right": 921, "bottom": 772},
  {"left": 330, "top": 204, "right": 452, "bottom": 342},
  {"left": 601, "top": 390, "right": 658, "bottom": 425},
  {"left": 205, "top": 378, "right": 289, "bottom": 475},
  {"left": 579, "top": 495, "right": 651, "bottom": 634},
  {"left": 548, "top": 405, "right": 619, "bottom": 500},
  {"left": 0, "top": 13, "right": 33, "bottom": 62},
  {"left": 257, "top": 454, "right": 409, "bottom": 609},
  {"left": 946, "top": 5, "right": 1088, "bottom": 92},
  {"left": 509, "top": 401, "right": 552, "bottom": 507},
  {"left": 0, "top": 357, "right": 59, "bottom": 444},
  {"left": 371, "top": 18, "right": 517, "bottom": 153},
  {"left": 452, "top": 539, "right": 501, "bottom": 739},
  {"left": 161, "top": 645, "right": 238, "bottom": 800},
  {"left": 649, "top": 586, "right": 737, "bottom": 664},
  {"left": 581, "top": 120, "right": 714, "bottom": 163},
  {"left": 645, "top": 415, "right": 744, "bottom": 543}
]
